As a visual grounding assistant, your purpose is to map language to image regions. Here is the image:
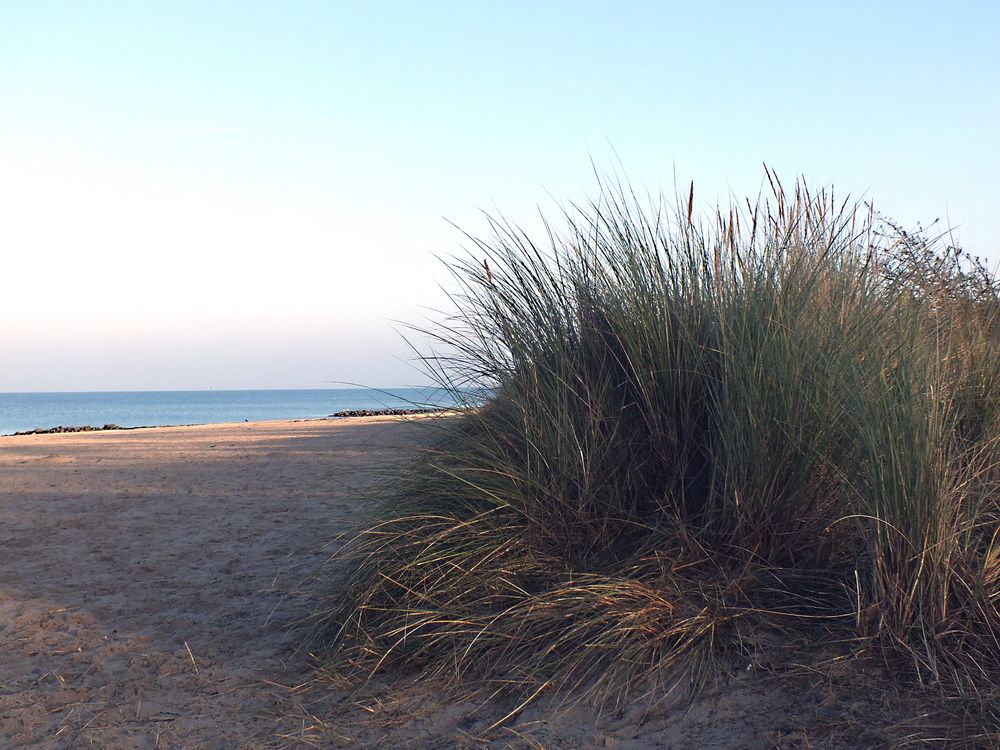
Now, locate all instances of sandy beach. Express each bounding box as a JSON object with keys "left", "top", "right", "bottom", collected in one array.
[
  {"left": 0, "top": 417, "right": 906, "bottom": 749},
  {"left": 0, "top": 417, "right": 433, "bottom": 748}
]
